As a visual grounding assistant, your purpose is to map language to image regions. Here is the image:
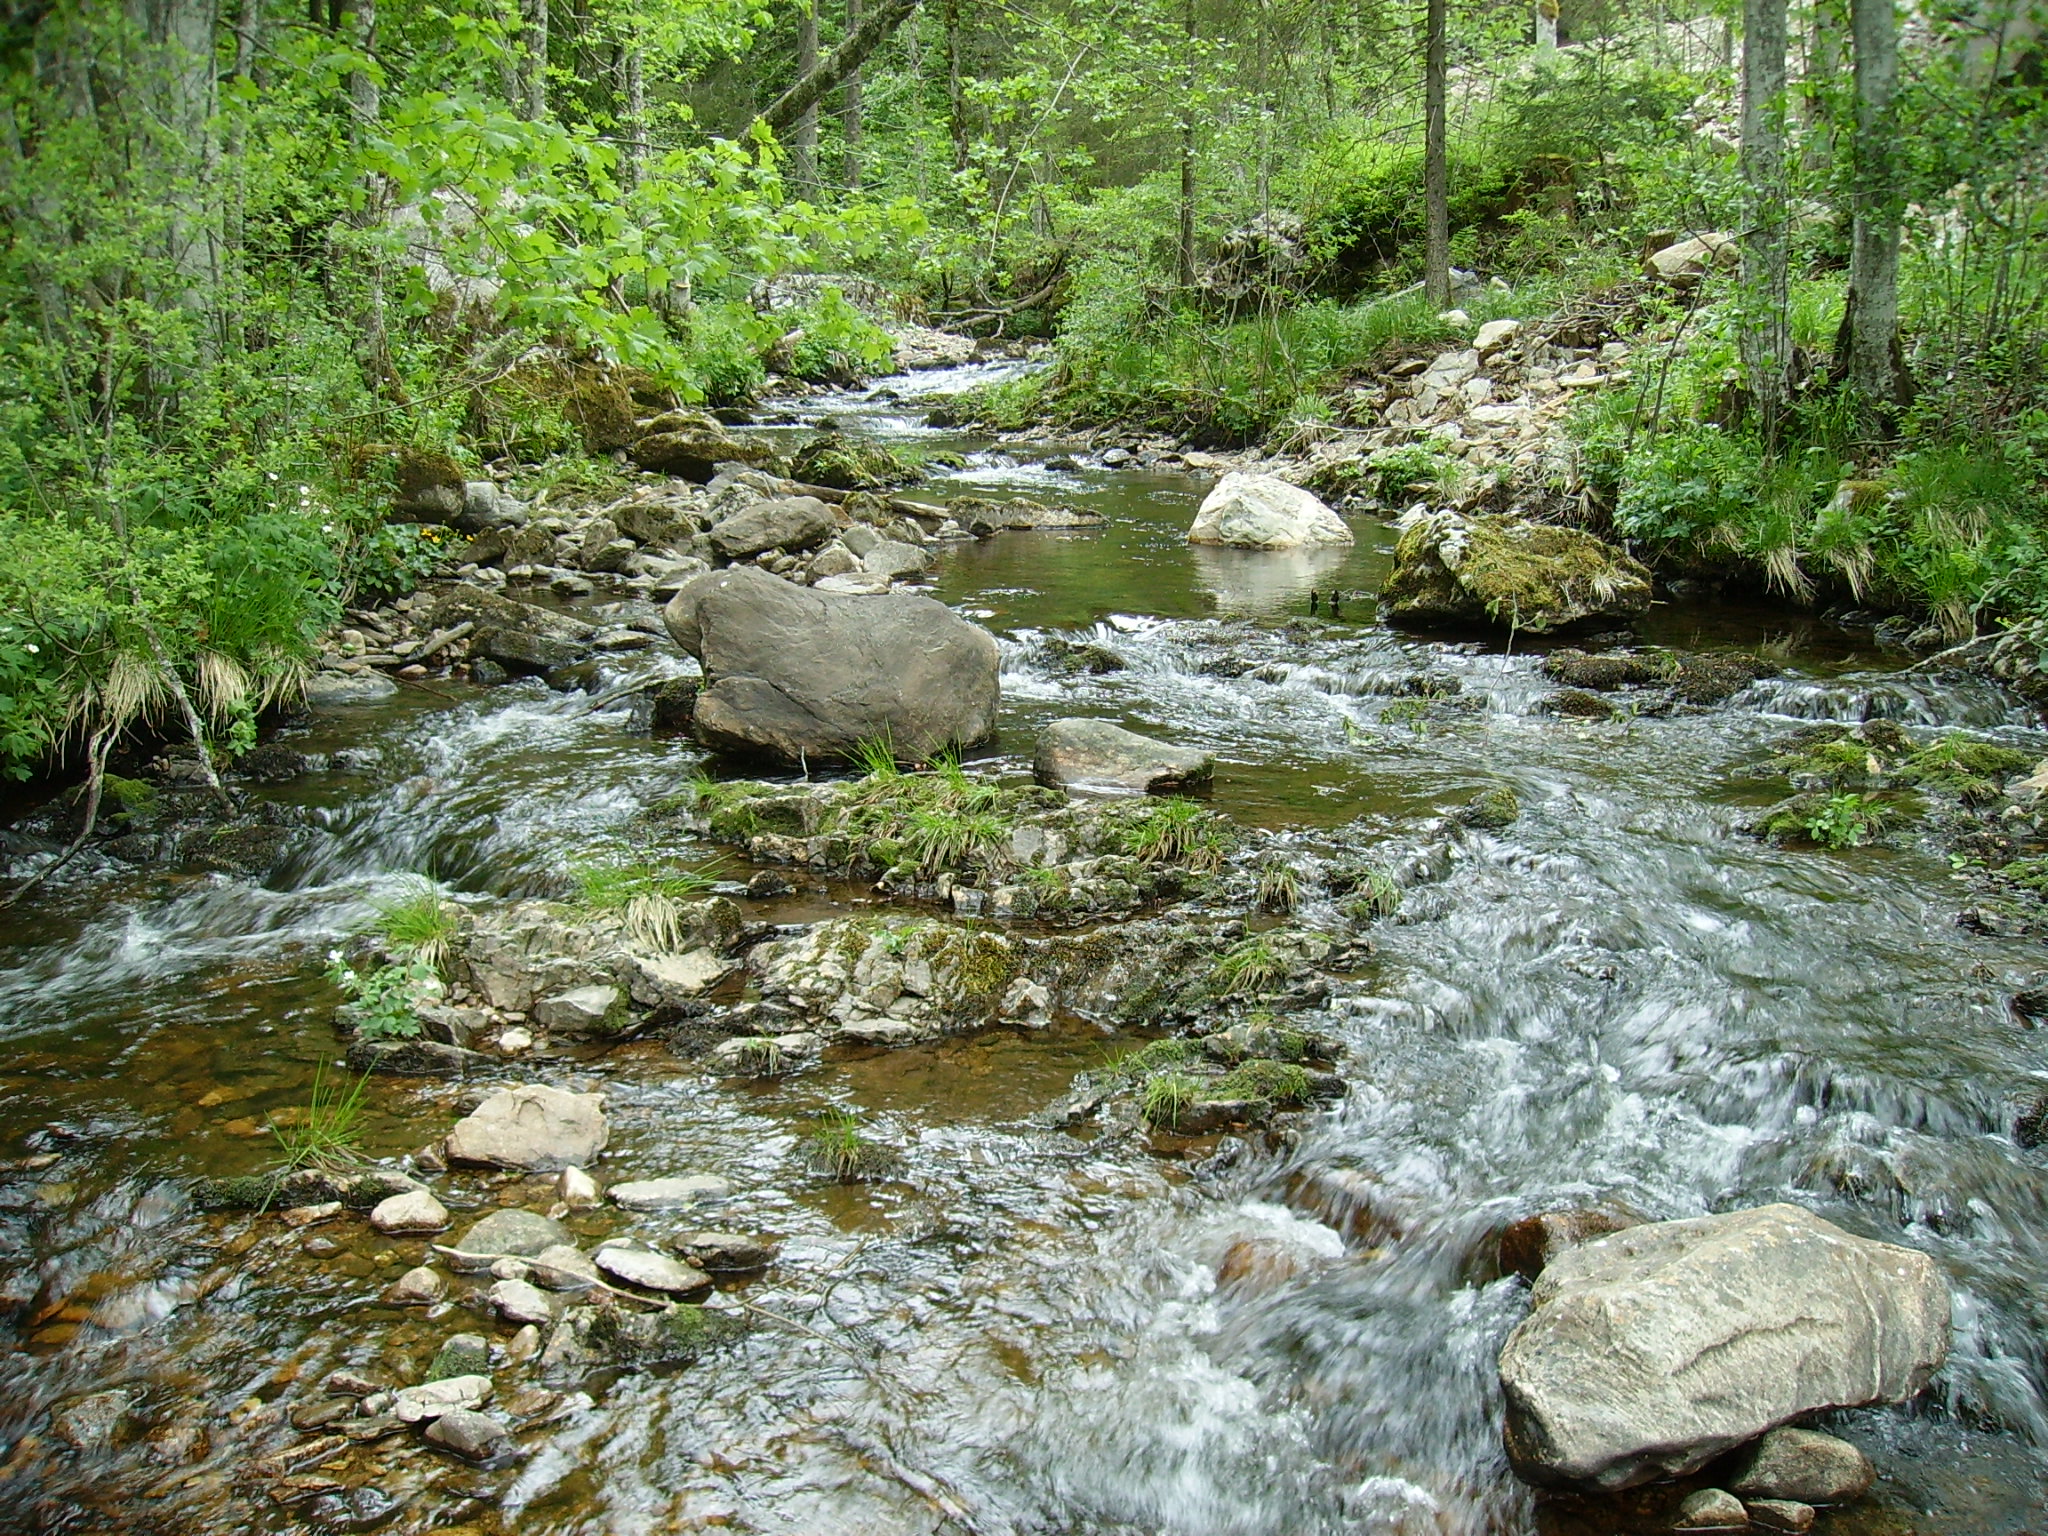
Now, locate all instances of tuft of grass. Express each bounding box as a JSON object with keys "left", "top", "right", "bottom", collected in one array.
[
  {"left": 1109, "top": 1036, "right": 1196, "bottom": 1079},
  {"left": 1257, "top": 857, "right": 1303, "bottom": 914},
  {"left": 1342, "top": 866, "right": 1402, "bottom": 924},
  {"left": 801, "top": 1106, "right": 895, "bottom": 1181},
  {"left": 370, "top": 877, "right": 458, "bottom": 975},
  {"left": 1121, "top": 799, "right": 1229, "bottom": 869},
  {"left": 904, "top": 806, "right": 1007, "bottom": 877},
  {"left": 1212, "top": 936, "right": 1288, "bottom": 997},
  {"left": 1215, "top": 1059, "right": 1313, "bottom": 1106},
  {"left": 731, "top": 1036, "right": 789, "bottom": 1078},
  {"left": 574, "top": 857, "right": 723, "bottom": 950},
  {"left": 1139, "top": 1072, "right": 1200, "bottom": 1129},
  {"left": 271, "top": 1061, "right": 370, "bottom": 1172},
  {"left": 848, "top": 732, "right": 904, "bottom": 781}
]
